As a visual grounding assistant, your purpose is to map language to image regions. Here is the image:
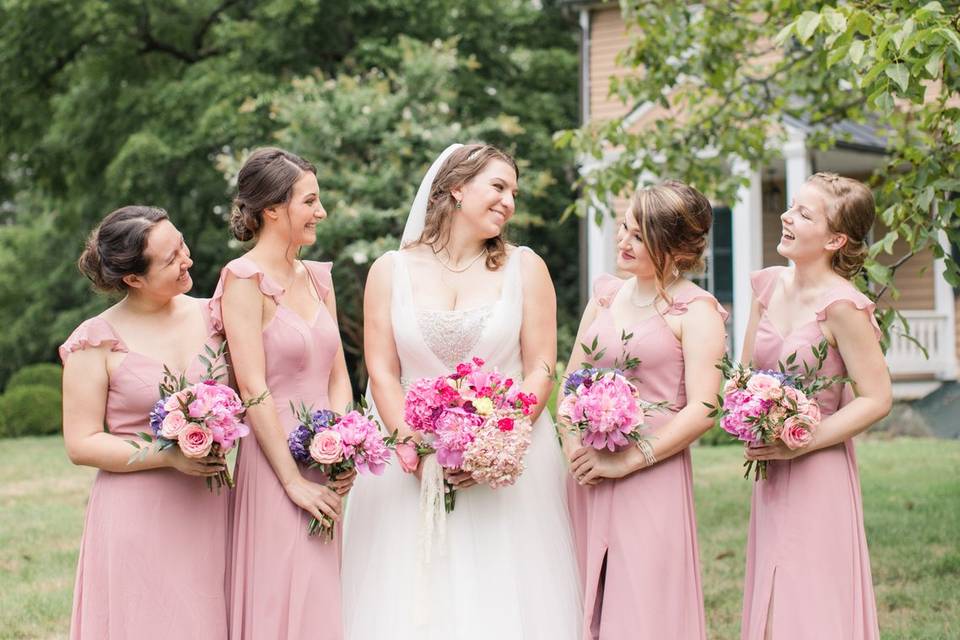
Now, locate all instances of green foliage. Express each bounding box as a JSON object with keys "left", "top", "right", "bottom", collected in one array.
[
  {"left": 0, "top": 0, "right": 581, "bottom": 389},
  {"left": 559, "top": 0, "right": 960, "bottom": 341},
  {"left": 6, "top": 363, "right": 62, "bottom": 393},
  {"left": 0, "top": 385, "right": 62, "bottom": 438},
  {"left": 698, "top": 421, "right": 740, "bottom": 446}
]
